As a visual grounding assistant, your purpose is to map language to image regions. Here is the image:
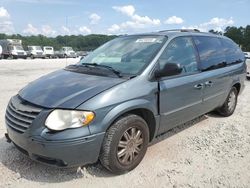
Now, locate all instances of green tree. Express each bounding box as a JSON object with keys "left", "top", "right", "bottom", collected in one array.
[
  {"left": 0, "top": 33, "right": 117, "bottom": 51},
  {"left": 224, "top": 26, "right": 244, "bottom": 47}
]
